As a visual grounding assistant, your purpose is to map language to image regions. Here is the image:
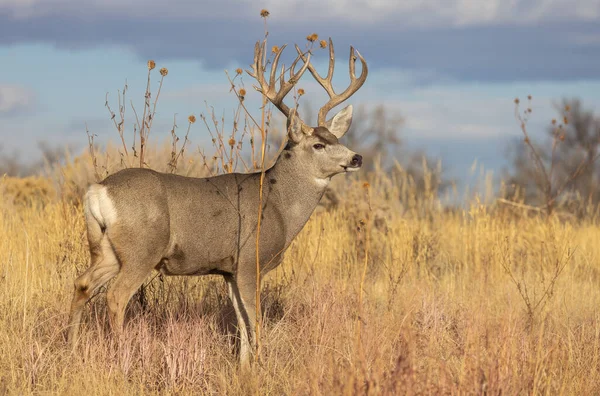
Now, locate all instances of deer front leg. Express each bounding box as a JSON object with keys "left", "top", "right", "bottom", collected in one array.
[{"left": 225, "top": 275, "right": 257, "bottom": 369}]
